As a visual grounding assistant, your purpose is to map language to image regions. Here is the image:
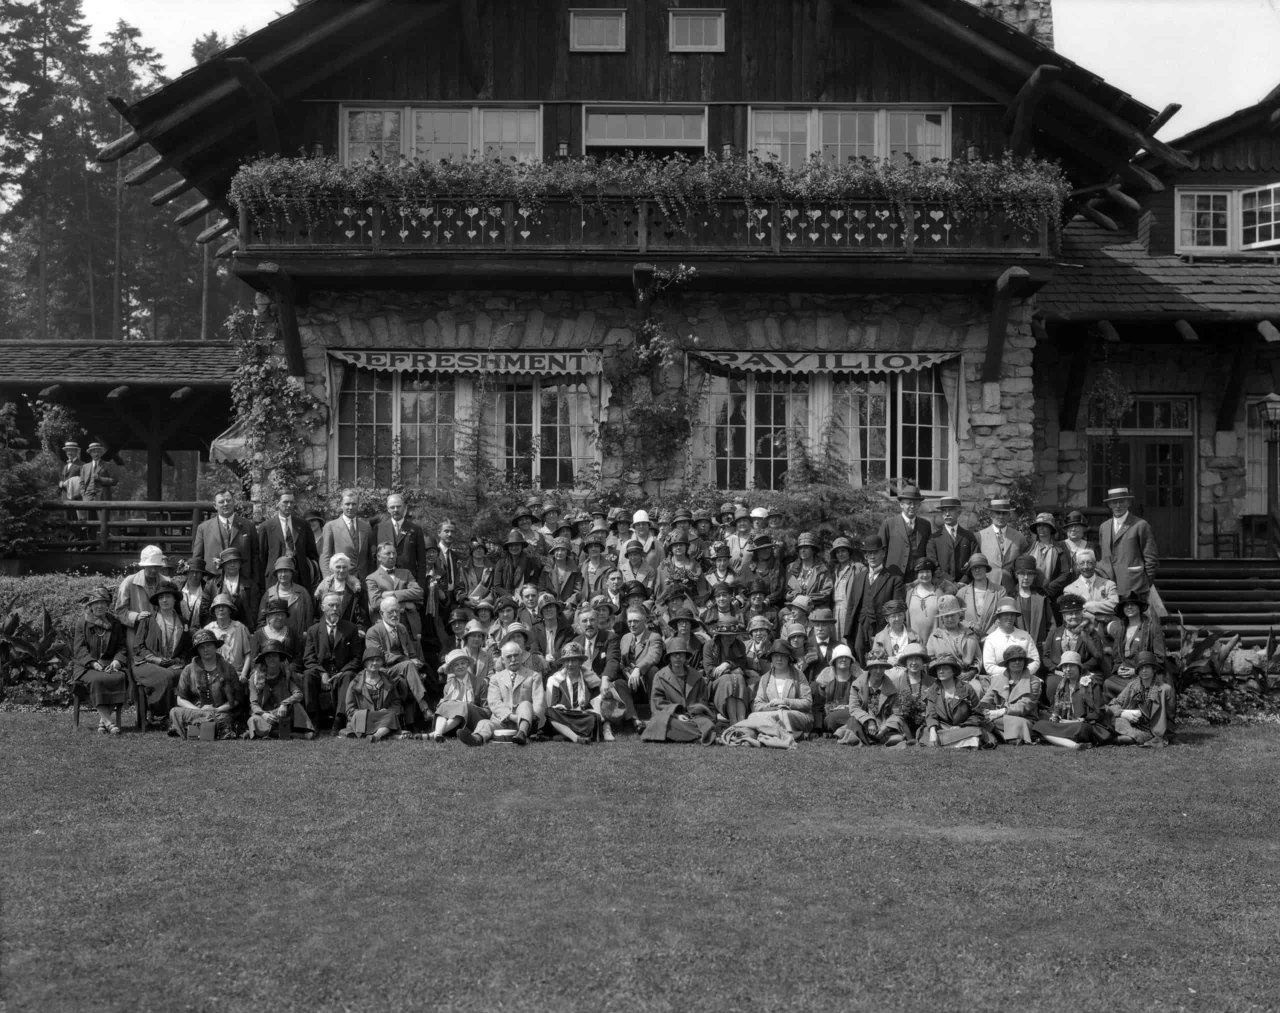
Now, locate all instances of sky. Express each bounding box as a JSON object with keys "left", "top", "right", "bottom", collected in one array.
[{"left": 80, "top": 0, "right": 1280, "bottom": 138}]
